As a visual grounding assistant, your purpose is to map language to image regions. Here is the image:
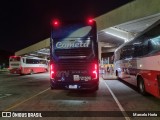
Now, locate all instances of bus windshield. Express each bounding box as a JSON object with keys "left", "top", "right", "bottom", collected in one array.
[
  {"left": 51, "top": 23, "right": 93, "bottom": 38},
  {"left": 51, "top": 21, "right": 97, "bottom": 60},
  {"left": 9, "top": 56, "right": 21, "bottom": 62}
]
